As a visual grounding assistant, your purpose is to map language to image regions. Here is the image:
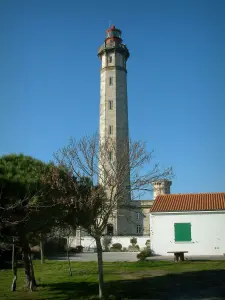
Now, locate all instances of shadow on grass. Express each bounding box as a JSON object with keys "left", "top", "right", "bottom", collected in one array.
[
  {"left": 185, "top": 259, "right": 223, "bottom": 262},
  {"left": 40, "top": 269, "right": 225, "bottom": 300}
]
